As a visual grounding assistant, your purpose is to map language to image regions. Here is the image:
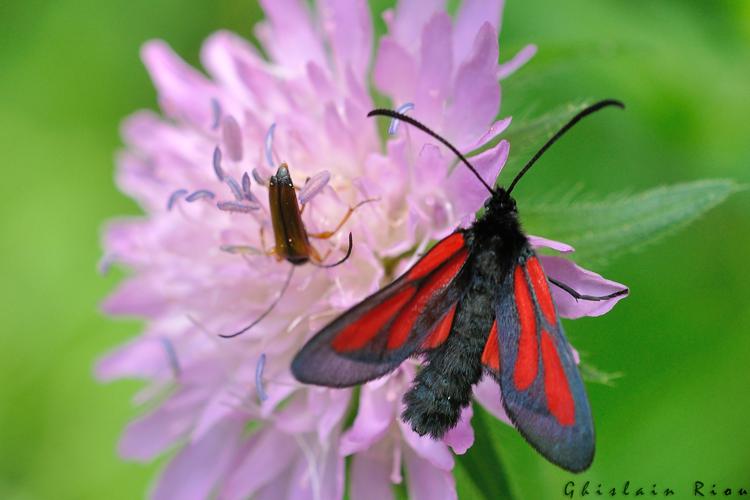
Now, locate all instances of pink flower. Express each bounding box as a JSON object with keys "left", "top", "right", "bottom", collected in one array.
[{"left": 99, "top": 1, "right": 626, "bottom": 499}]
